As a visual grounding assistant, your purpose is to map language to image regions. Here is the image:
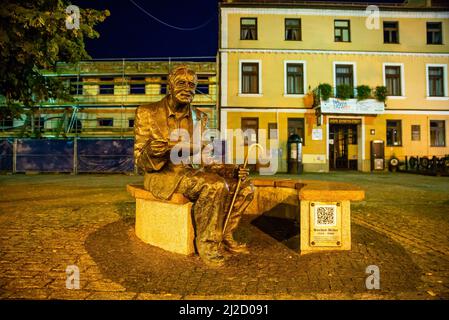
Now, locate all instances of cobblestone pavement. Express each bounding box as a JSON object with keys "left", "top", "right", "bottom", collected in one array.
[{"left": 0, "top": 172, "right": 448, "bottom": 300}]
